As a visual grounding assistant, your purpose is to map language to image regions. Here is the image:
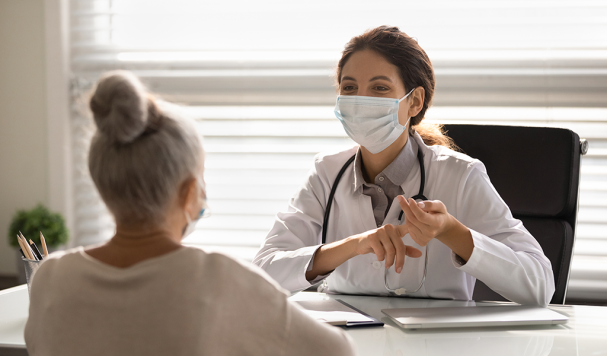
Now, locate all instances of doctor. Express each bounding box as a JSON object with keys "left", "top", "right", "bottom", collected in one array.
[{"left": 253, "top": 26, "right": 555, "bottom": 306}]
